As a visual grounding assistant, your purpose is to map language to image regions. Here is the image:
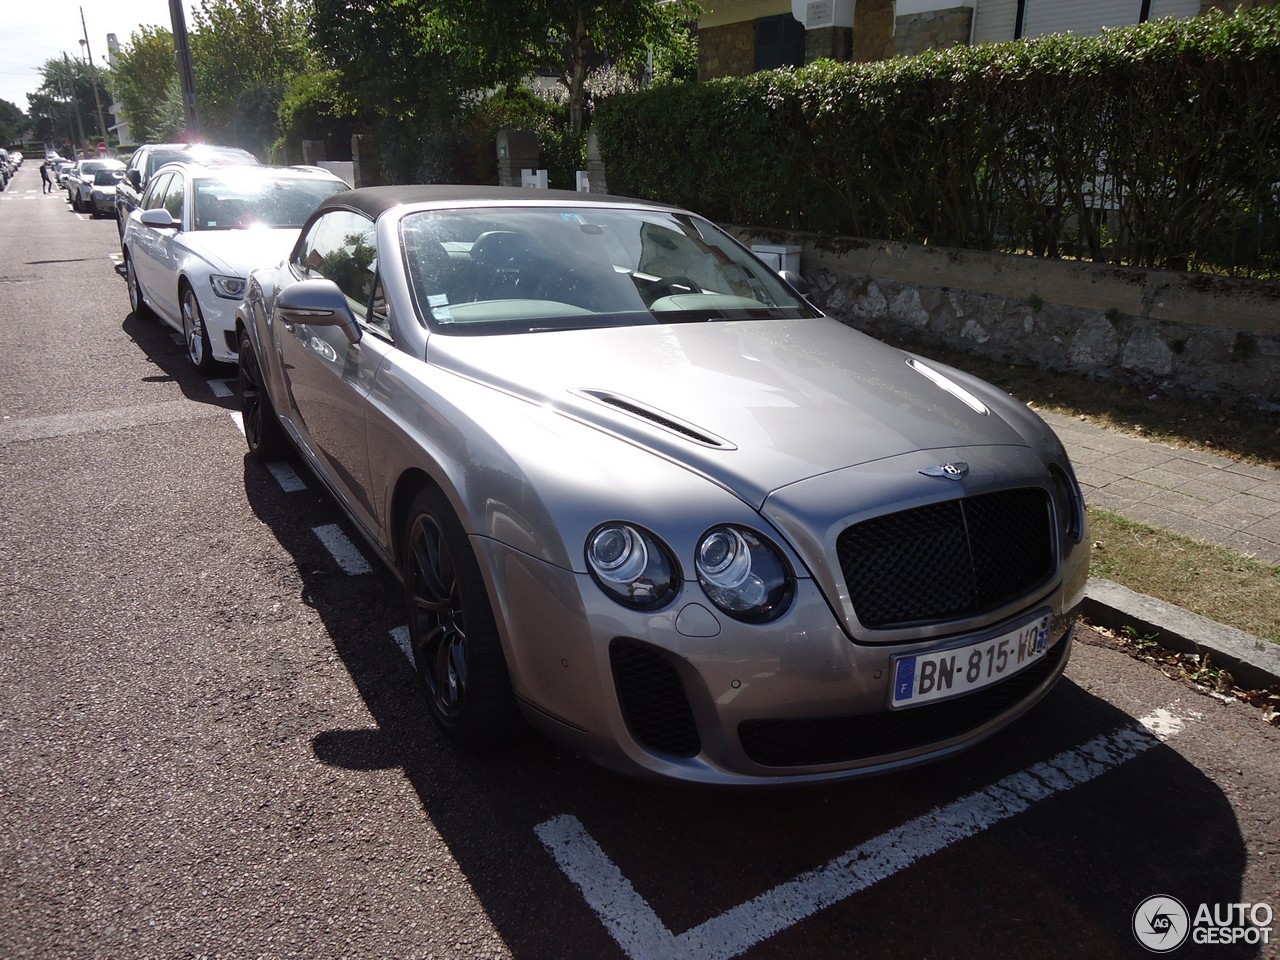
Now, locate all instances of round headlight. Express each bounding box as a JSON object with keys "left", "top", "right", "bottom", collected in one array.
[
  {"left": 586, "top": 523, "right": 679, "bottom": 610},
  {"left": 695, "top": 525, "right": 794, "bottom": 623}
]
